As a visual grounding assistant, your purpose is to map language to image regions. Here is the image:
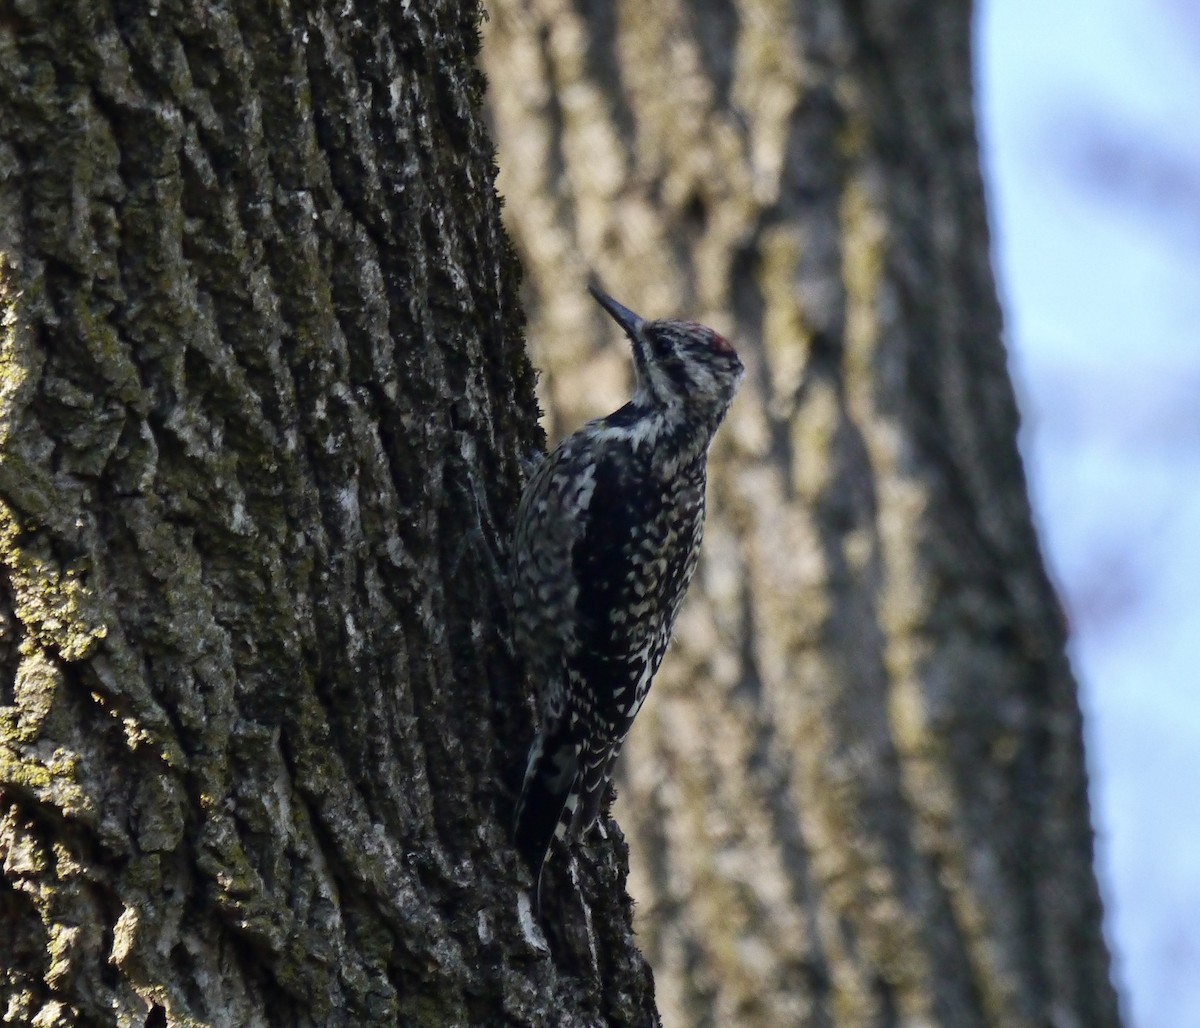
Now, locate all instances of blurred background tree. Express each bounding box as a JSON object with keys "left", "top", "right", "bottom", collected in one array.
[{"left": 484, "top": 2, "right": 1122, "bottom": 1025}]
